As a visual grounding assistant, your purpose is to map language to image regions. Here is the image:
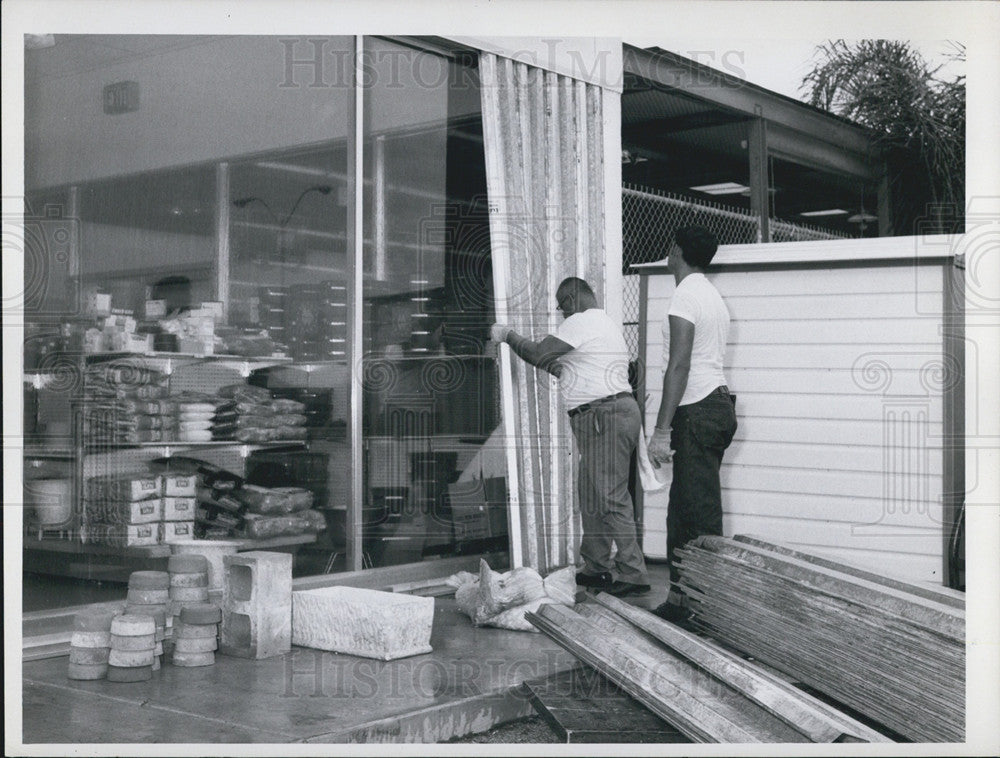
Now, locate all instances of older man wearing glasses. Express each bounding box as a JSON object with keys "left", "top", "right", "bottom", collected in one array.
[{"left": 491, "top": 277, "right": 650, "bottom": 597}]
